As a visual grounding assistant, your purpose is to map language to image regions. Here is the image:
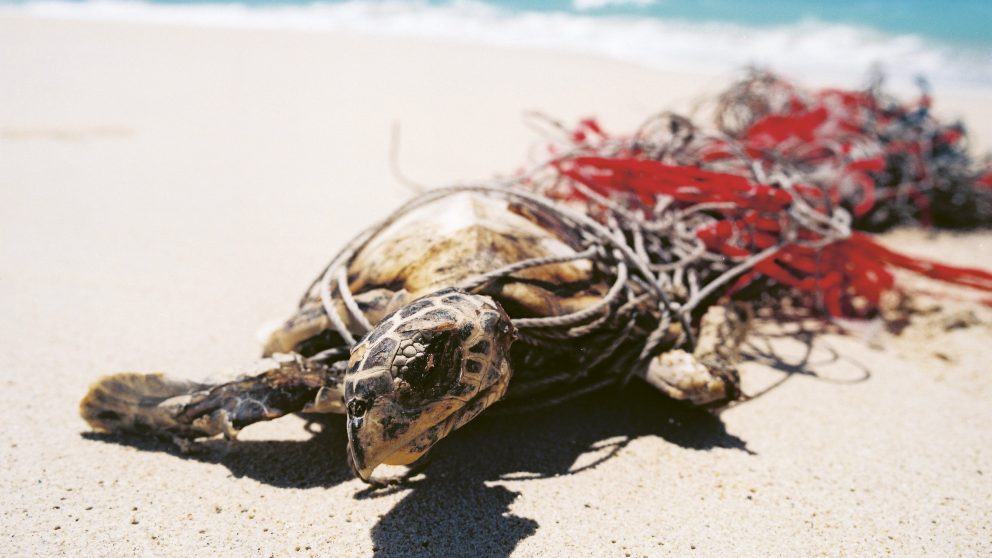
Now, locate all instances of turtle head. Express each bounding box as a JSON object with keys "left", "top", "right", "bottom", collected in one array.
[{"left": 343, "top": 288, "right": 515, "bottom": 482}]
